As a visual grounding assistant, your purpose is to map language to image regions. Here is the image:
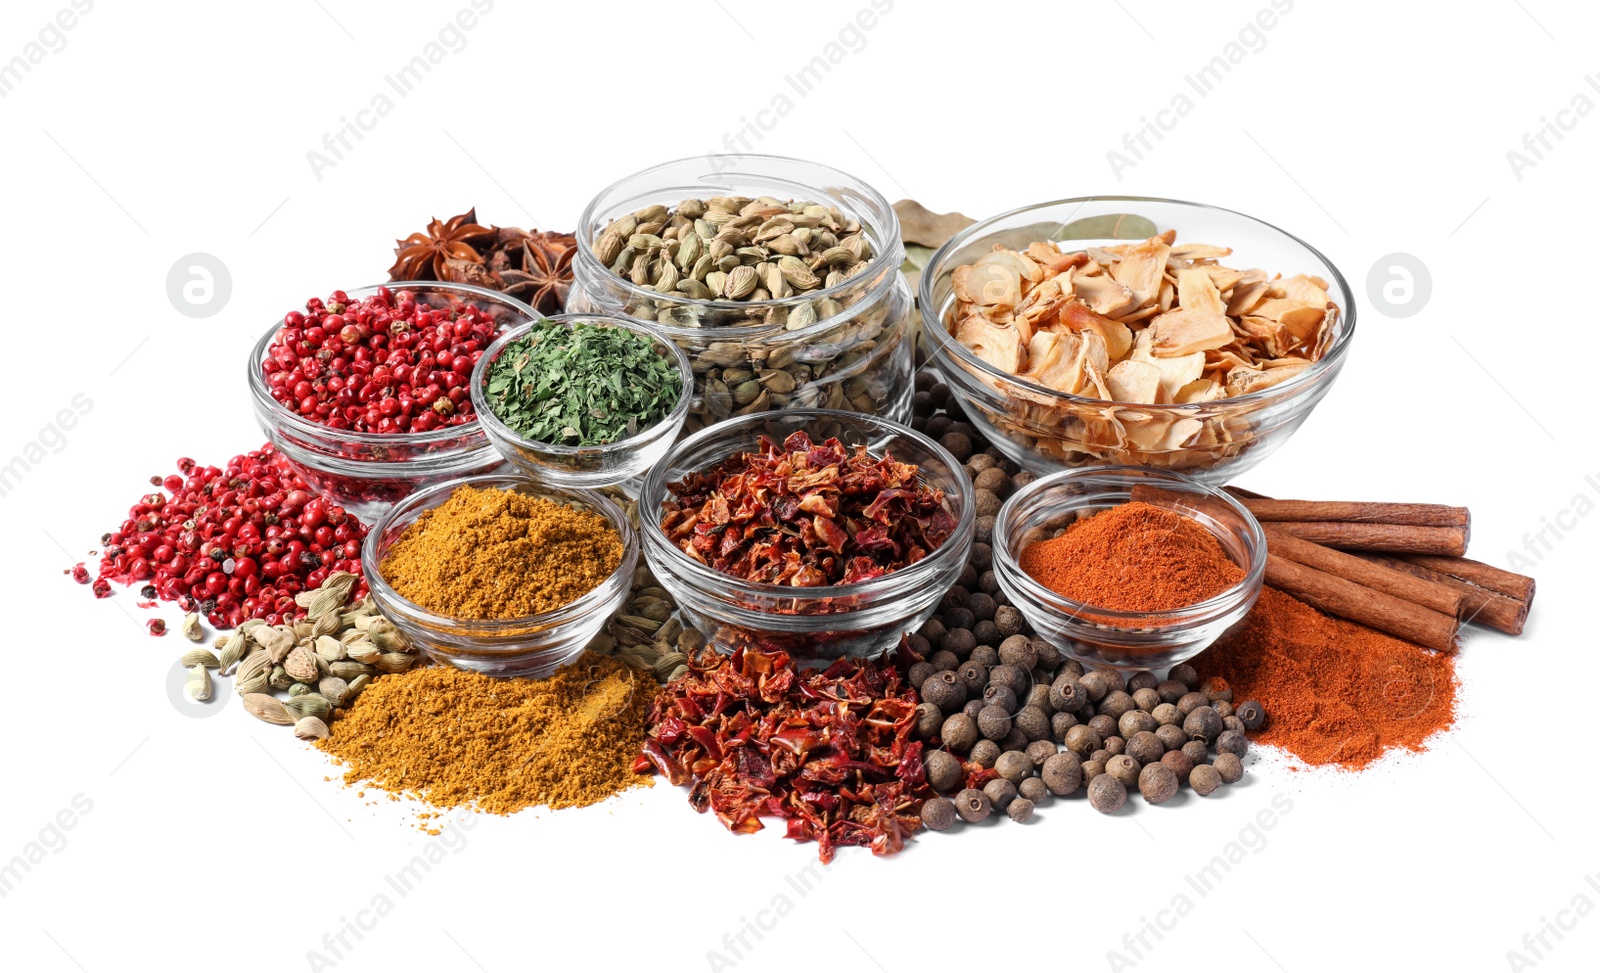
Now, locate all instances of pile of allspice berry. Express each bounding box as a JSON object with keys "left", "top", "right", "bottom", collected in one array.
[{"left": 904, "top": 372, "right": 1266, "bottom": 830}]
